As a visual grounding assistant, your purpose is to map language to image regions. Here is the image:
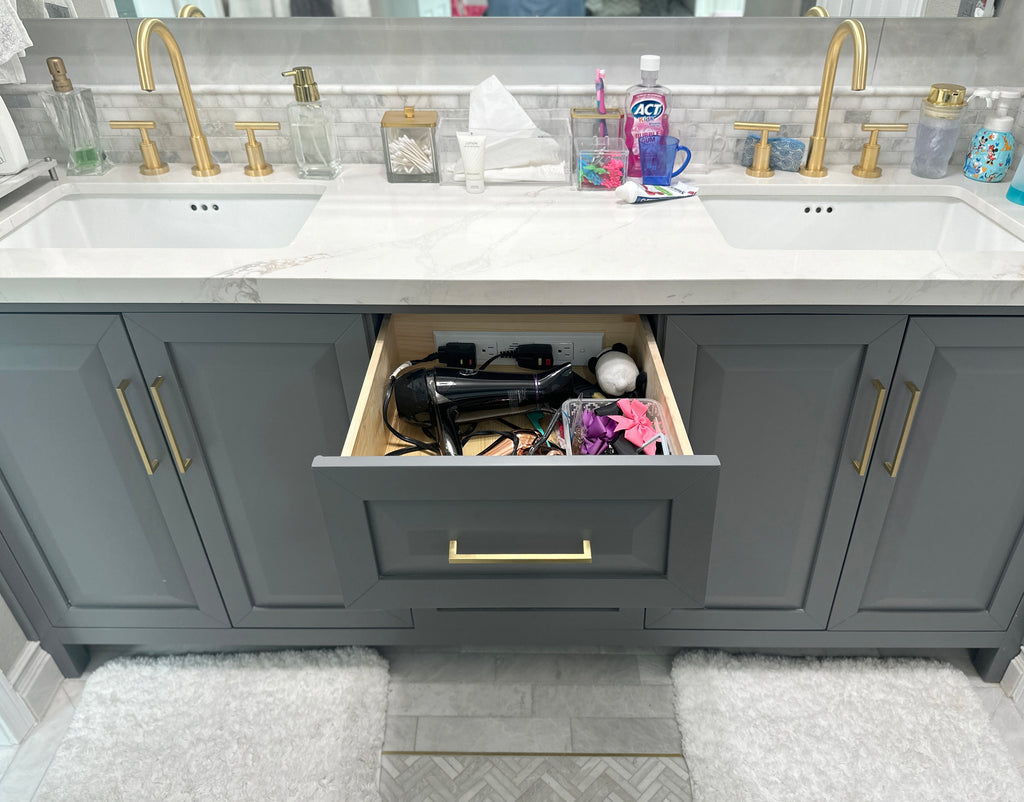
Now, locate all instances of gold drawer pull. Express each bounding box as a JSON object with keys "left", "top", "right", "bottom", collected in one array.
[
  {"left": 884, "top": 381, "right": 921, "bottom": 478},
  {"left": 115, "top": 379, "right": 158, "bottom": 475},
  {"left": 448, "top": 539, "right": 592, "bottom": 564},
  {"left": 852, "top": 379, "right": 886, "bottom": 476},
  {"left": 149, "top": 376, "right": 192, "bottom": 474}
]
